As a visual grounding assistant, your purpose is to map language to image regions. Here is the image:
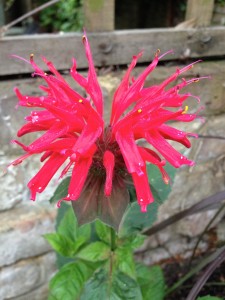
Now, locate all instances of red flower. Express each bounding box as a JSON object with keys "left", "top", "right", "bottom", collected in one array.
[{"left": 11, "top": 34, "right": 203, "bottom": 216}]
